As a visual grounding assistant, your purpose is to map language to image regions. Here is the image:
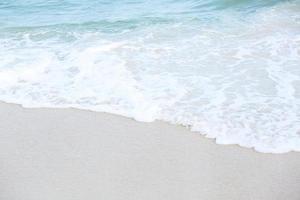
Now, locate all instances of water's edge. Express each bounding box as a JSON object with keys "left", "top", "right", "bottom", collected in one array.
[{"left": 1, "top": 100, "right": 298, "bottom": 154}]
